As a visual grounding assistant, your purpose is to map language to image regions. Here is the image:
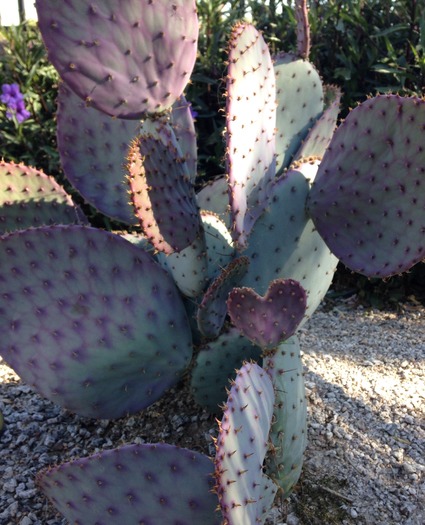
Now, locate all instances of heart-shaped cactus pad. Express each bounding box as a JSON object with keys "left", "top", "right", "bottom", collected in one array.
[{"left": 227, "top": 279, "right": 307, "bottom": 349}]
